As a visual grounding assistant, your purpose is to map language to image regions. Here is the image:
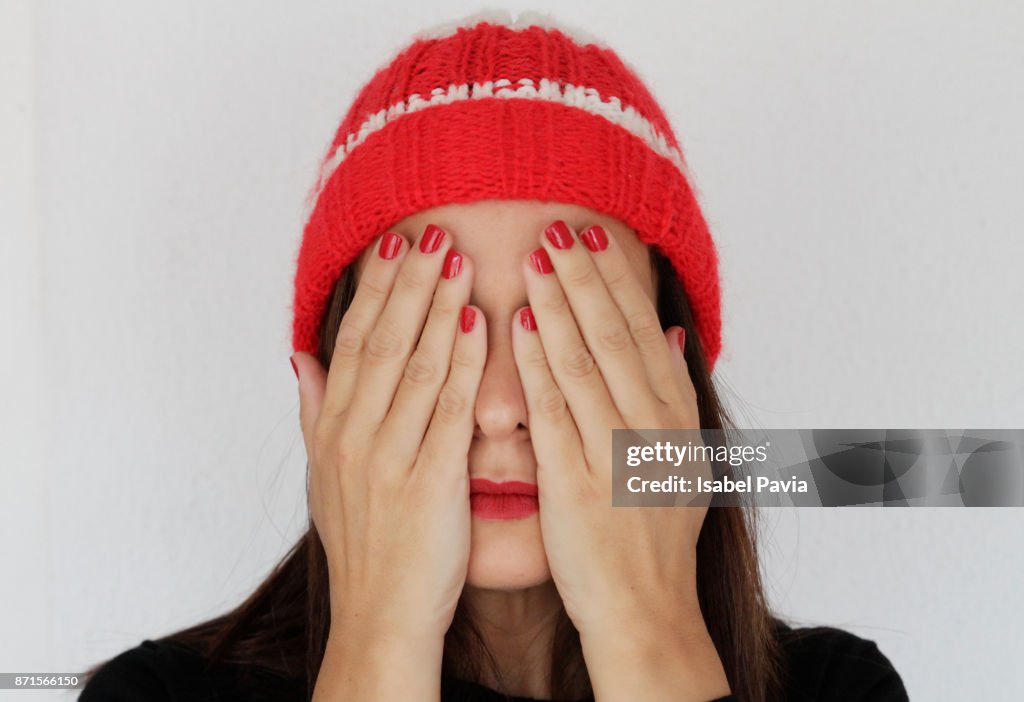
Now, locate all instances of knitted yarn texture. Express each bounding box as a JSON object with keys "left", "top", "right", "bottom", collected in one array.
[{"left": 291, "top": 10, "right": 723, "bottom": 370}]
